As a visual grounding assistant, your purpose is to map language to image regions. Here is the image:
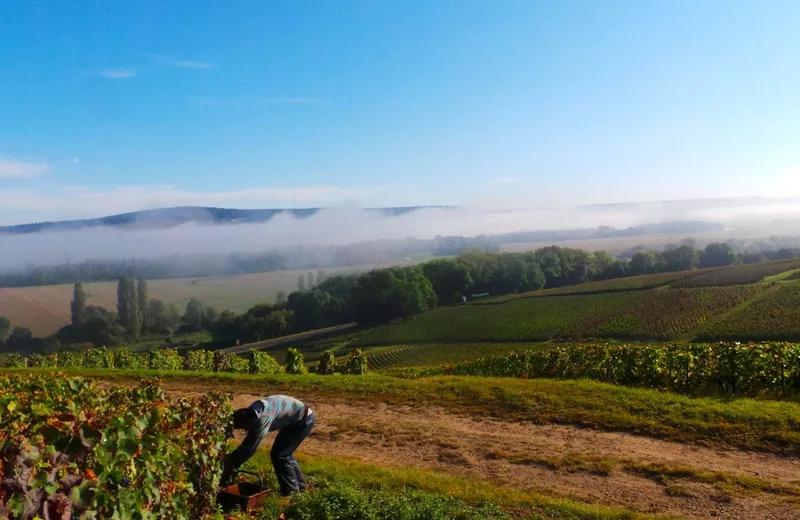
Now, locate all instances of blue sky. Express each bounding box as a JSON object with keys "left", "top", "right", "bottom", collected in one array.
[{"left": 1, "top": 1, "right": 799, "bottom": 224}]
